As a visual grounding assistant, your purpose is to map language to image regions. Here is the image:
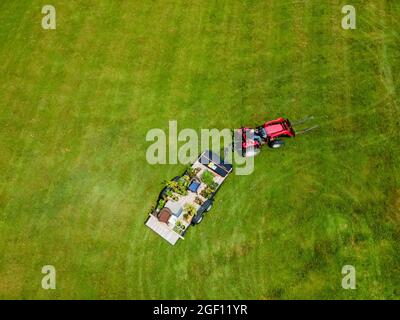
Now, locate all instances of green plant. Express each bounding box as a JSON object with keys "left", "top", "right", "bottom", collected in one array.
[
  {"left": 181, "top": 175, "right": 191, "bottom": 186},
  {"left": 164, "top": 179, "right": 187, "bottom": 196},
  {"left": 186, "top": 167, "right": 201, "bottom": 179},
  {"left": 165, "top": 189, "right": 173, "bottom": 198},
  {"left": 200, "top": 187, "right": 214, "bottom": 199},
  {"left": 173, "top": 222, "right": 185, "bottom": 235},
  {"left": 176, "top": 181, "right": 188, "bottom": 195},
  {"left": 184, "top": 203, "right": 196, "bottom": 216},
  {"left": 200, "top": 189, "right": 207, "bottom": 198},
  {"left": 194, "top": 197, "right": 204, "bottom": 205},
  {"left": 164, "top": 180, "right": 178, "bottom": 190},
  {"left": 186, "top": 167, "right": 195, "bottom": 179},
  {"left": 201, "top": 171, "right": 219, "bottom": 190},
  {"left": 156, "top": 199, "right": 166, "bottom": 210},
  {"left": 209, "top": 181, "right": 219, "bottom": 190},
  {"left": 201, "top": 171, "right": 215, "bottom": 187}
]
